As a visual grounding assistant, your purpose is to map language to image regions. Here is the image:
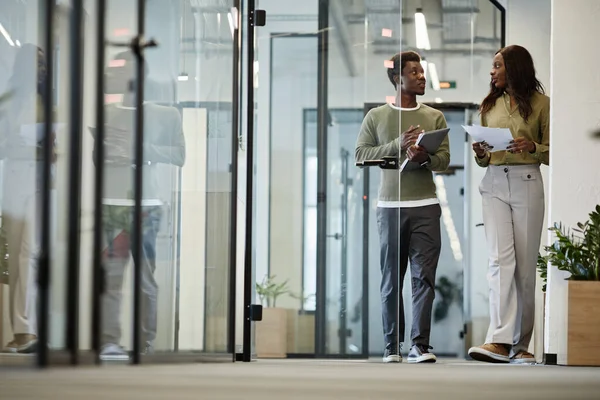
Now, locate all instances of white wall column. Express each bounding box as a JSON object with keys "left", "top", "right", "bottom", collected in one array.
[{"left": 546, "top": 0, "right": 600, "bottom": 363}]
